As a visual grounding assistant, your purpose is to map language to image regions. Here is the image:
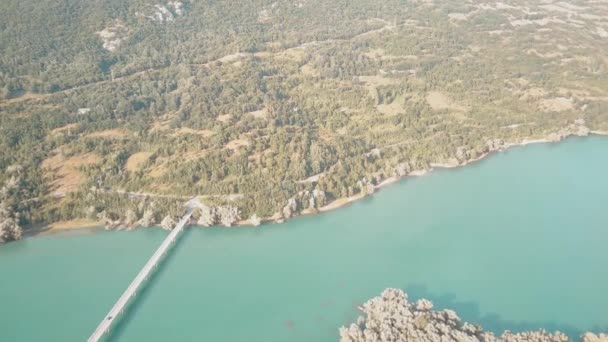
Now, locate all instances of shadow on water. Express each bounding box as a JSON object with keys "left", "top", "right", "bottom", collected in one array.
[
  {"left": 405, "top": 283, "right": 608, "bottom": 339},
  {"left": 101, "top": 227, "right": 194, "bottom": 342}
]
